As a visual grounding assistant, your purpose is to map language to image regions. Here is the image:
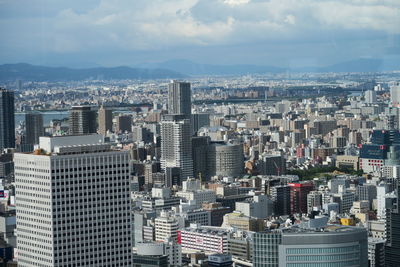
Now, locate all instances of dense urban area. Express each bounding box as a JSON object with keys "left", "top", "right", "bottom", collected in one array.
[{"left": 0, "top": 70, "right": 400, "bottom": 266}]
